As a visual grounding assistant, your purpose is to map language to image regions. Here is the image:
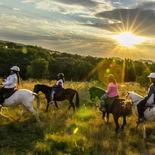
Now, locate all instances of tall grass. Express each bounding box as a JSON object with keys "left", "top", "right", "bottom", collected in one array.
[{"left": 0, "top": 81, "right": 155, "bottom": 155}]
